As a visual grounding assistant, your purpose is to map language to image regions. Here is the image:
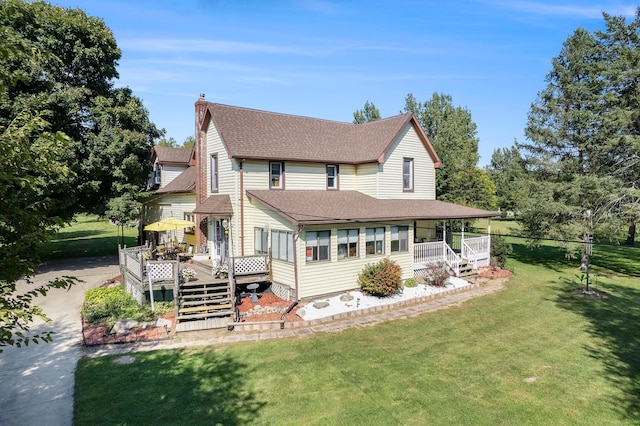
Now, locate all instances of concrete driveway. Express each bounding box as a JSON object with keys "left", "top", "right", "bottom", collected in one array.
[{"left": 0, "top": 256, "right": 120, "bottom": 426}]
